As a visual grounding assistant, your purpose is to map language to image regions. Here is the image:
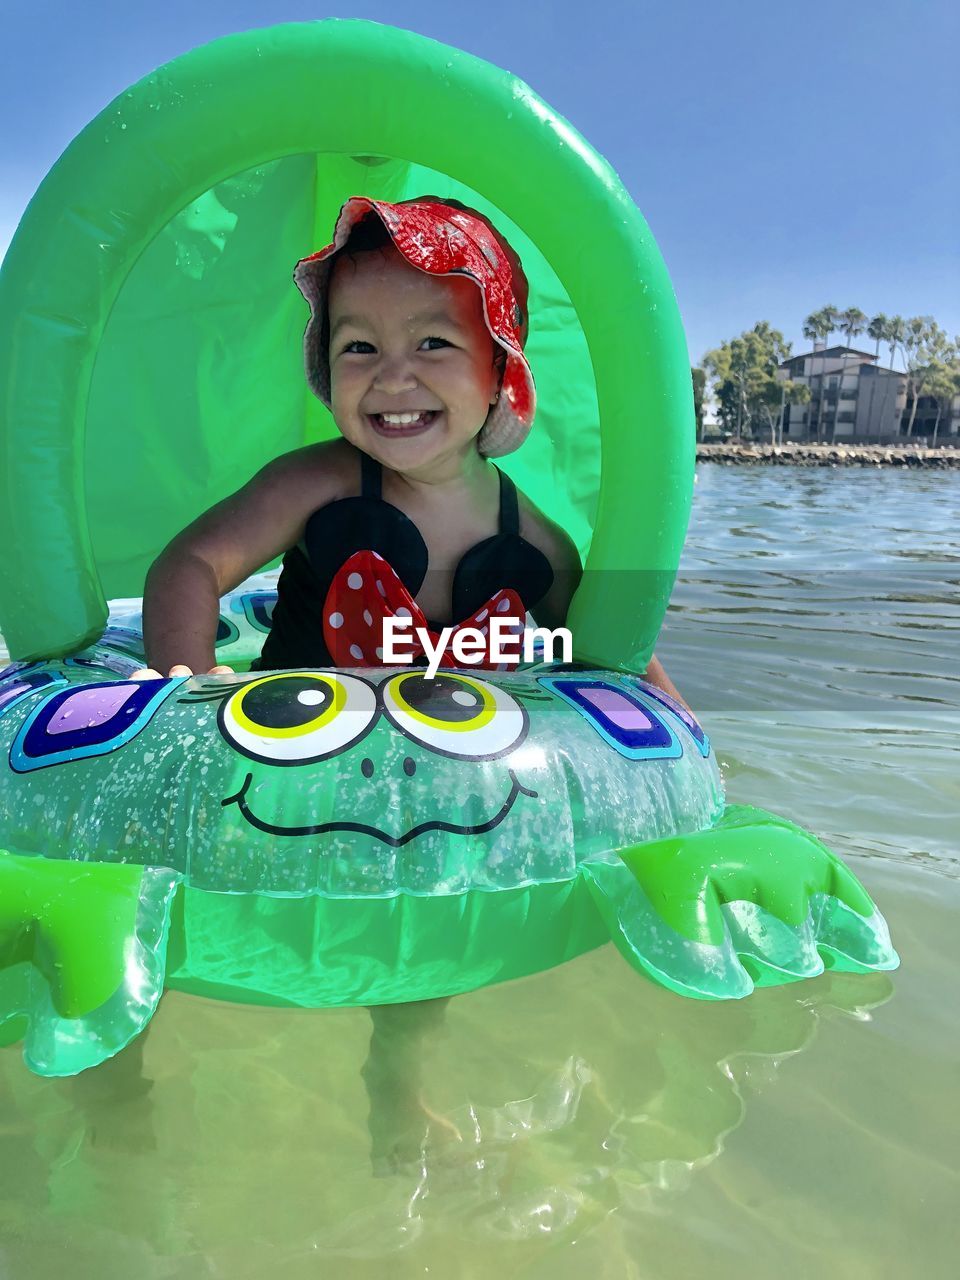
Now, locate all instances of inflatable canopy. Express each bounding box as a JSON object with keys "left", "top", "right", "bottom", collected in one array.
[{"left": 0, "top": 18, "right": 694, "bottom": 671}]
